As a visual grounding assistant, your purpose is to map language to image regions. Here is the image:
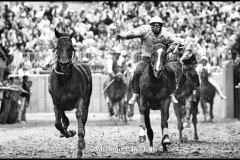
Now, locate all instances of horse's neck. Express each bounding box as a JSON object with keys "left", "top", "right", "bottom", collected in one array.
[{"left": 201, "top": 74, "right": 209, "bottom": 86}]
